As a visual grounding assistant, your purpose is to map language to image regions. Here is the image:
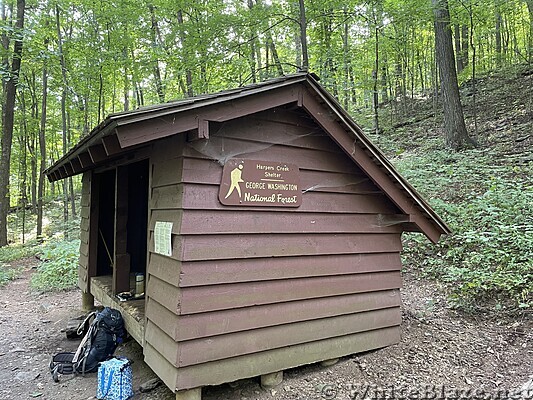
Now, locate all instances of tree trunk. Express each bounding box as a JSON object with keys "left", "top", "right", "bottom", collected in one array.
[
  {"left": 148, "top": 4, "right": 165, "bottom": 102},
  {"left": 56, "top": 5, "right": 70, "bottom": 231},
  {"left": 37, "top": 42, "right": 48, "bottom": 239},
  {"left": 372, "top": 27, "right": 380, "bottom": 134},
  {"left": 177, "top": 10, "right": 193, "bottom": 97},
  {"left": 0, "top": 0, "right": 25, "bottom": 247},
  {"left": 247, "top": 0, "right": 257, "bottom": 83},
  {"left": 461, "top": 24, "right": 469, "bottom": 68},
  {"left": 432, "top": 0, "right": 476, "bottom": 149},
  {"left": 267, "top": 33, "right": 283, "bottom": 76},
  {"left": 298, "top": 0, "right": 309, "bottom": 71},
  {"left": 454, "top": 24, "right": 464, "bottom": 73},
  {"left": 525, "top": 0, "right": 533, "bottom": 63},
  {"left": 495, "top": 5, "right": 502, "bottom": 67}
]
